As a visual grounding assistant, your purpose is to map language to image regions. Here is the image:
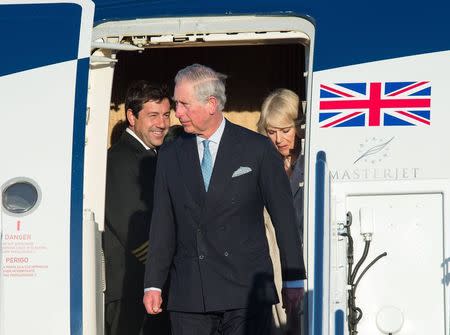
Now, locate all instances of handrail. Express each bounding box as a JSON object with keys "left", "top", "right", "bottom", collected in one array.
[{"left": 313, "top": 151, "right": 327, "bottom": 335}]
